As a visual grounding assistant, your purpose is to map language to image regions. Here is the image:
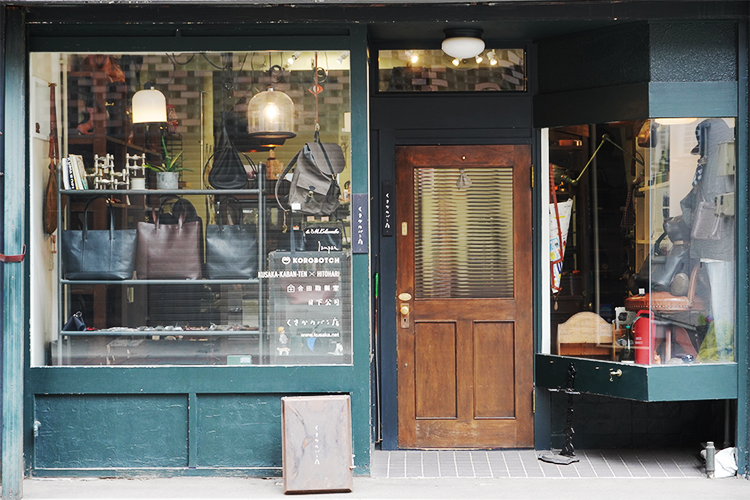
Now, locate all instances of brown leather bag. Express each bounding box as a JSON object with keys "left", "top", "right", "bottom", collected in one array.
[
  {"left": 135, "top": 209, "right": 202, "bottom": 280},
  {"left": 43, "top": 83, "right": 63, "bottom": 235}
]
